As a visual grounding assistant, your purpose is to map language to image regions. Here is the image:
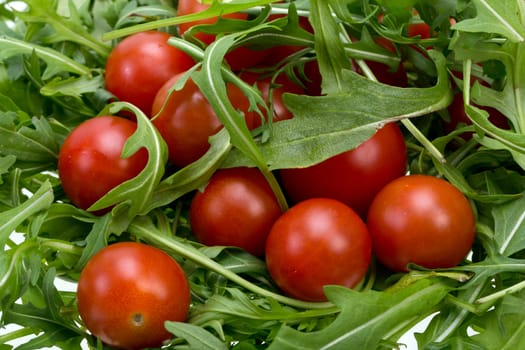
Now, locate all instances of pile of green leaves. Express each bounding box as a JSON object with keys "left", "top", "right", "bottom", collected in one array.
[{"left": 1, "top": 0, "right": 525, "bottom": 349}]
